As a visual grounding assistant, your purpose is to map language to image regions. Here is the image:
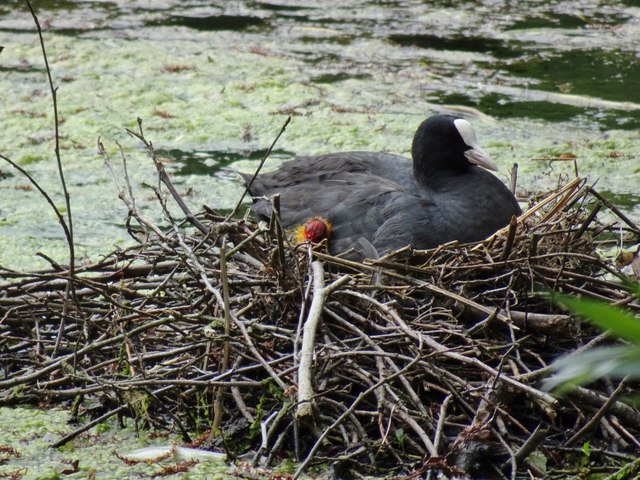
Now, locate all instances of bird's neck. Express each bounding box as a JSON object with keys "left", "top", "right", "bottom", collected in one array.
[
  {"left": 413, "top": 164, "right": 465, "bottom": 191},
  {"left": 413, "top": 152, "right": 469, "bottom": 188}
]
